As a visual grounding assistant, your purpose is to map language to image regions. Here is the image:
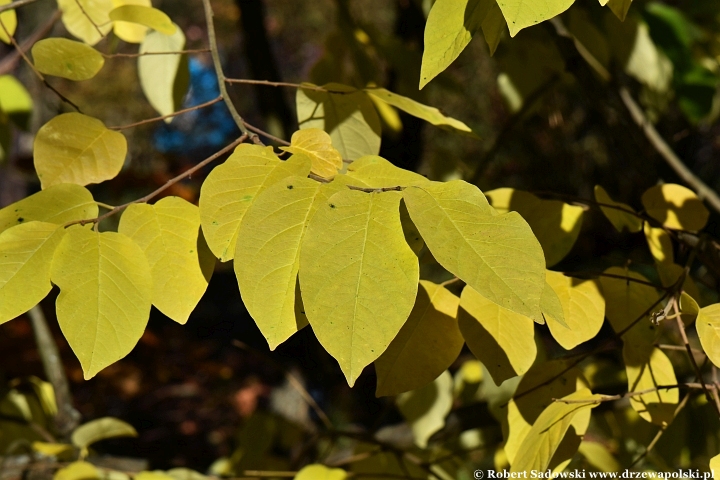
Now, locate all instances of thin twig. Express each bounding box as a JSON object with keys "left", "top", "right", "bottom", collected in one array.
[
  {"left": 64, "top": 136, "right": 247, "bottom": 228},
  {"left": 561, "top": 271, "right": 665, "bottom": 289},
  {"left": 347, "top": 185, "right": 403, "bottom": 193},
  {"left": 103, "top": 48, "right": 210, "bottom": 58},
  {"left": 0, "top": 0, "right": 43, "bottom": 15},
  {"left": 201, "top": 0, "right": 251, "bottom": 137},
  {"left": 0, "top": 9, "right": 60, "bottom": 76},
  {"left": 243, "top": 121, "right": 291, "bottom": 145},
  {"left": 109, "top": 96, "right": 223, "bottom": 130},
  {"left": 553, "top": 383, "right": 710, "bottom": 404},
  {"left": 72, "top": 0, "right": 105, "bottom": 39}
]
